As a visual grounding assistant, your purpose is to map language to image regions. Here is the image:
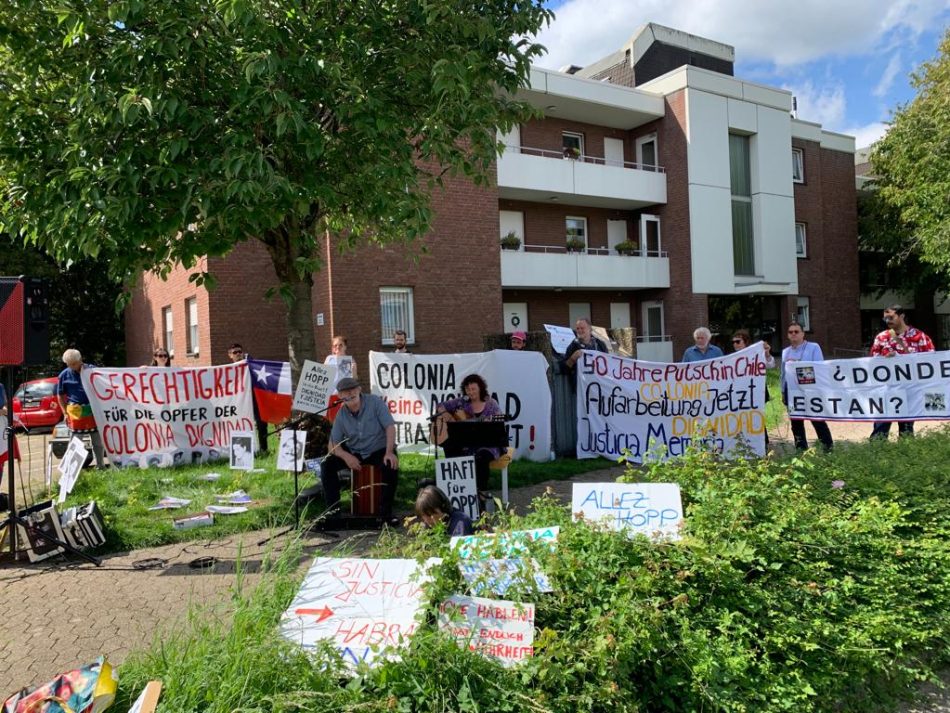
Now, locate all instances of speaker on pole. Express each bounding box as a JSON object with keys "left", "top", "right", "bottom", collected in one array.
[{"left": 0, "top": 276, "right": 49, "bottom": 367}]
